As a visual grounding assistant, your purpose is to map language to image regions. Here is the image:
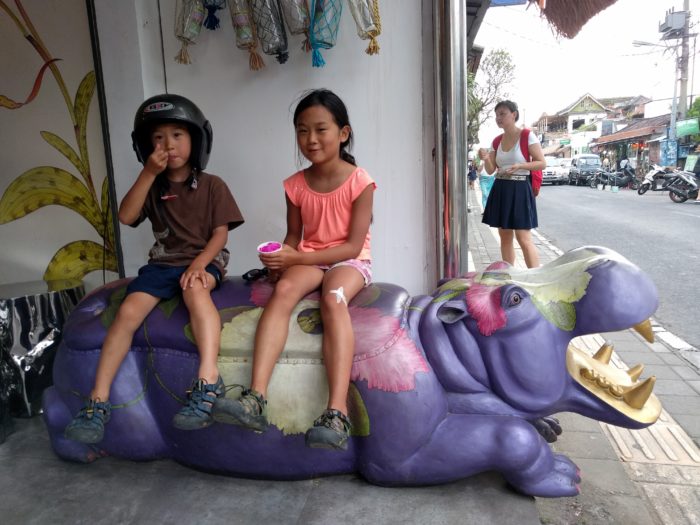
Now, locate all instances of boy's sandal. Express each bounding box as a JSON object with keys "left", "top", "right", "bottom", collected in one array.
[
  {"left": 172, "top": 376, "right": 225, "bottom": 430},
  {"left": 64, "top": 398, "right": 112, "bottom": 444}
]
